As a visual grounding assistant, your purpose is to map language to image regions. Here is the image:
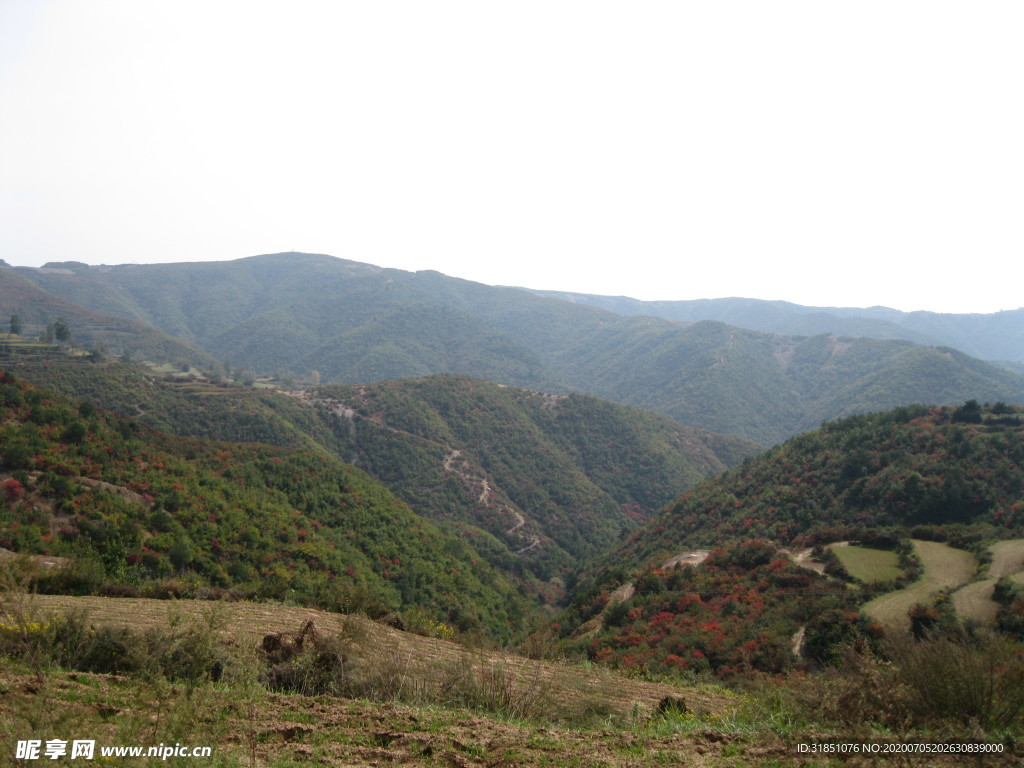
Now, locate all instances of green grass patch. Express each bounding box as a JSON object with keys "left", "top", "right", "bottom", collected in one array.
[{"left": 831, "top": 545, "right": 902, "bottom": 583}]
